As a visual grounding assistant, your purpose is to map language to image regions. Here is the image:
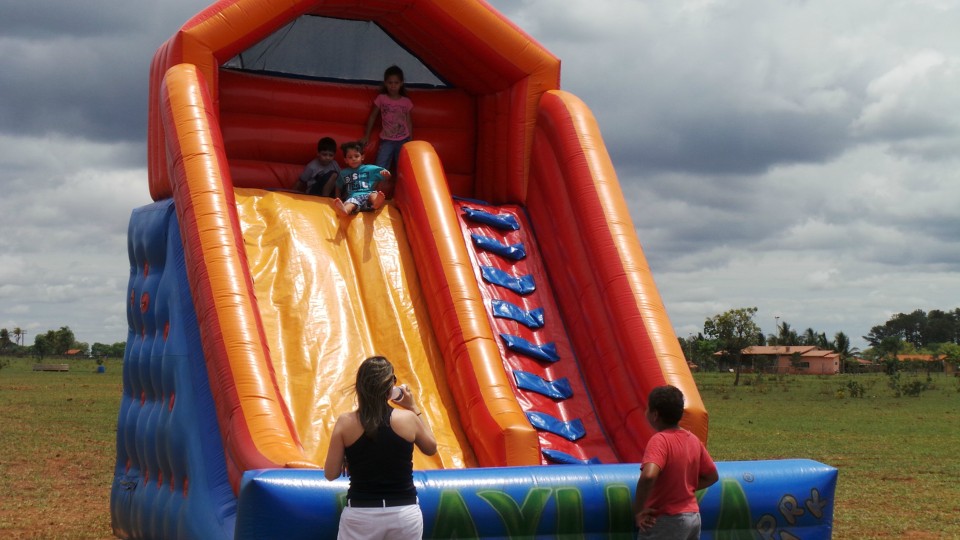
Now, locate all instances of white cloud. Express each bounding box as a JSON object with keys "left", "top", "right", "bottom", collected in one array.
[
  {"left": 0, "top": 133, "right": 148, "bottom": 345},
  {"left": 852, "top": 49, "right": 959, "bottom": 139}
]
